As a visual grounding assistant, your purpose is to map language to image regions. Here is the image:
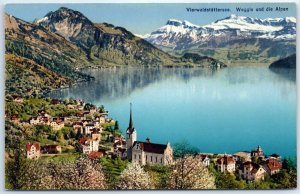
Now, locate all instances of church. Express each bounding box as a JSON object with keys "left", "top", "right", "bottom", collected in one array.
[{"left": 126, "top": 104, "right": 173, "bottom": 165}]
